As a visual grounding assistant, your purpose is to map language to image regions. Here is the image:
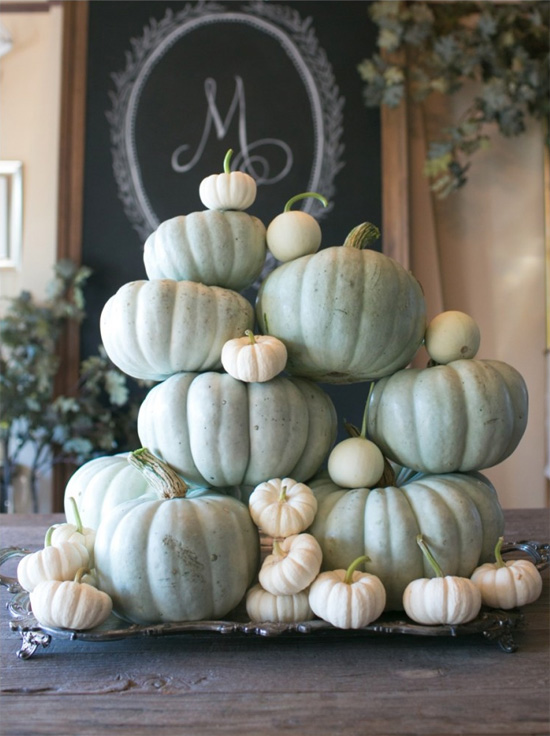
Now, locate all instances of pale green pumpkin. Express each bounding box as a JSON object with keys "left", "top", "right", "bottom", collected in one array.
[
  {"left": 143, "top": 210, "right": 266, "bottom": 292},
  {"left": 367, "top": 358, "right": 528, "bottom": 474},
  {"left": 256, "top": 223, "right": 426, "bottom": 383},
  {"left": 94, "top": 450, "right": 260, "bottom": 625},
  {"left": 100, "top": 279, "right": 254, "bottom": 381},
  {"left": 137, "top": 371, "right": 337, "bottom": 488},
  {"left": 64, "top": 454, "right": 151, "bottom": 530},
  {"left": 308, "top": 467, "right": 504, "bottom": 610}
]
